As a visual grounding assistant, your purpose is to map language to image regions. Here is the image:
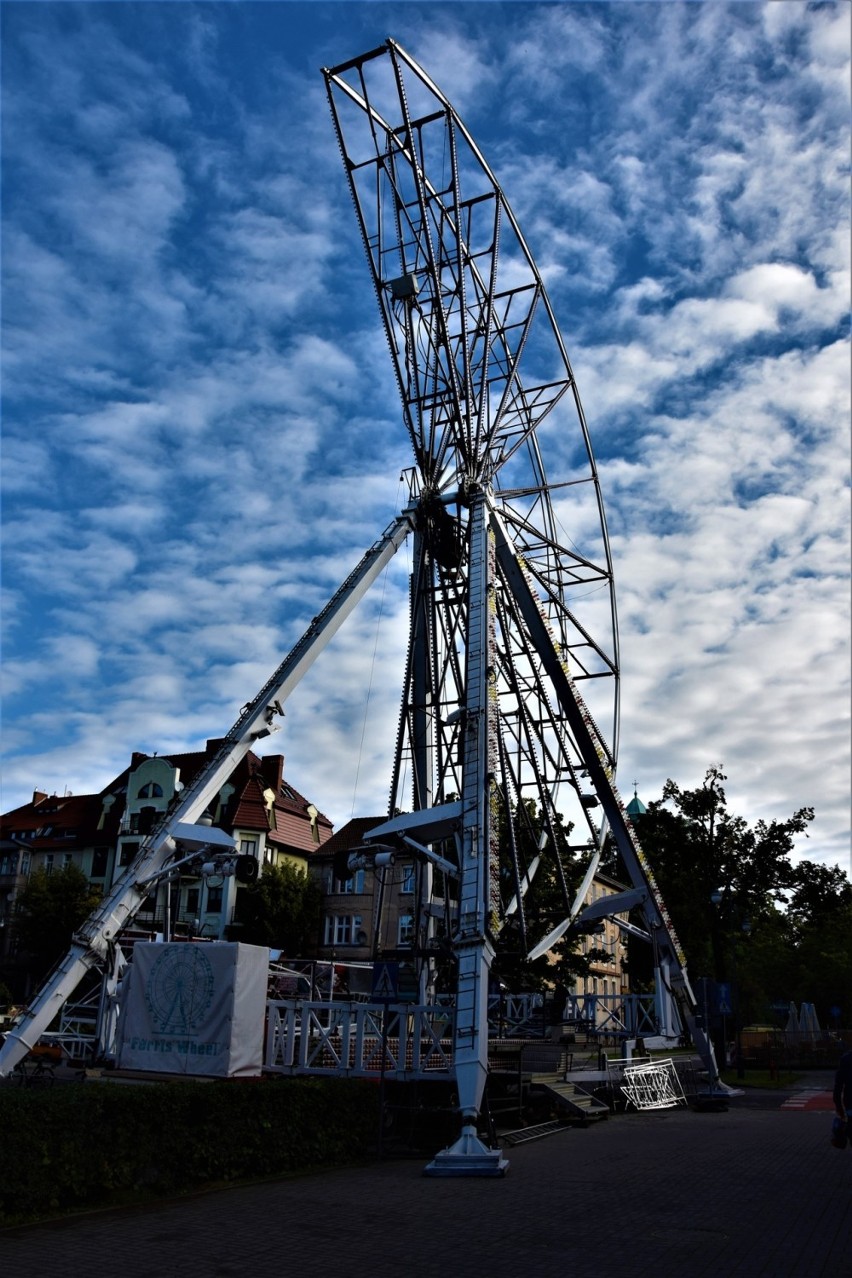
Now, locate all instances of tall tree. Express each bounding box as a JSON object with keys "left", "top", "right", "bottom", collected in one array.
[
  {"left": 627, "top": 766, "right": 813, "bottom": 984},
  {"left": 13, "top": 865, "right": 102, "bottom": 978},
  {"left": 231, "top": 861, "right": 321, "bottom": 957},
  {"left": 783, "top": 861, "right": 852, "bottom": 1024}
]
